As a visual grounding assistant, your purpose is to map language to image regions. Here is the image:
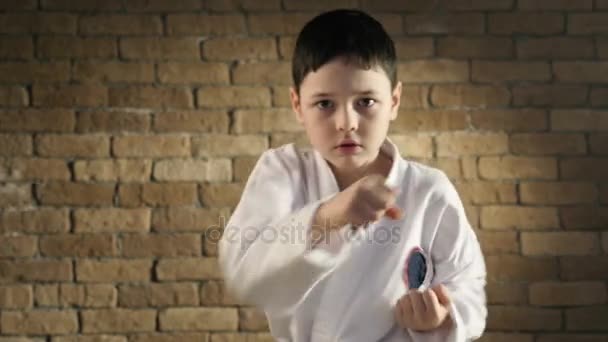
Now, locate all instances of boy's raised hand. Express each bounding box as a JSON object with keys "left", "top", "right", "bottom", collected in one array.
[
  {"left": 319, "top": 174, "right": 403, "bottom": 230},
  {"left": 394, "top": 284, "right": 453, "bottom": 332}
]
